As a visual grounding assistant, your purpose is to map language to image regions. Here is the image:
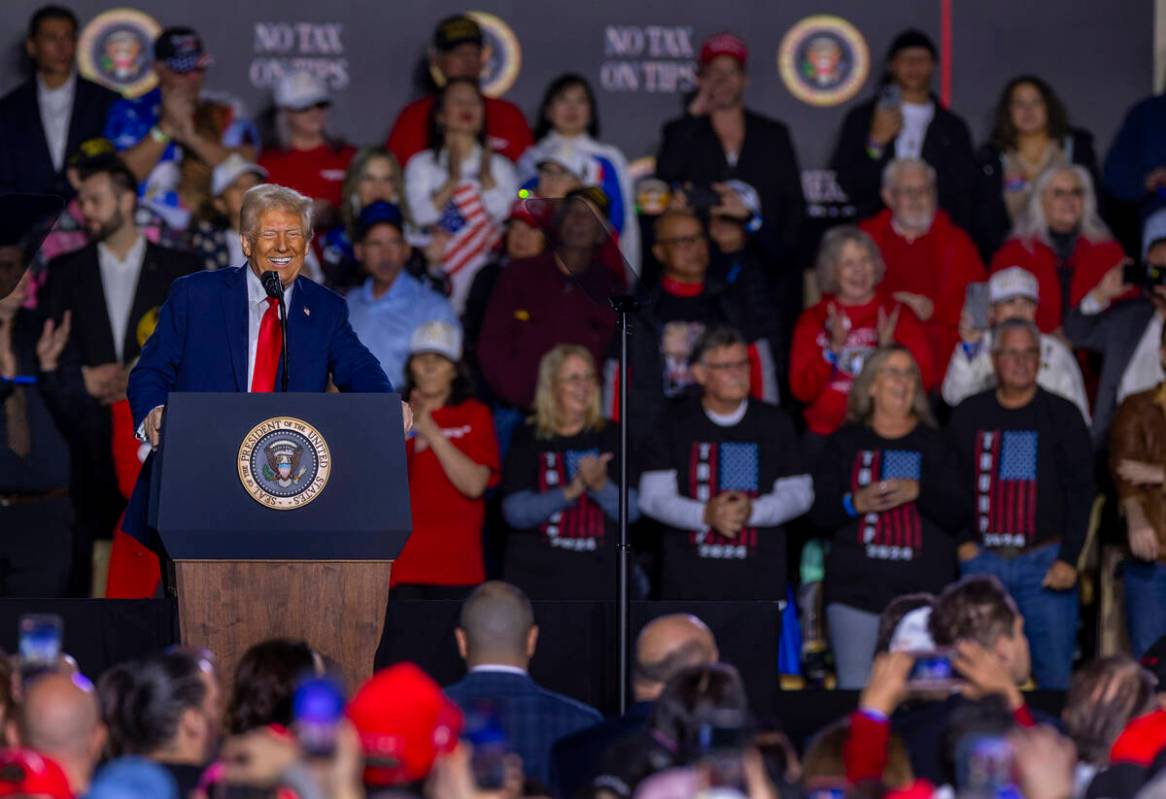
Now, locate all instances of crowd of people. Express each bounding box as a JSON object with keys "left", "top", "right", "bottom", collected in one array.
[{"left": 3, "top": 4, "right": 1166, "bottom": 797}]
